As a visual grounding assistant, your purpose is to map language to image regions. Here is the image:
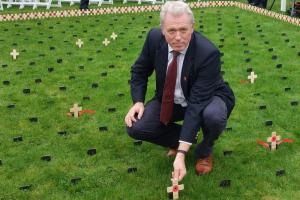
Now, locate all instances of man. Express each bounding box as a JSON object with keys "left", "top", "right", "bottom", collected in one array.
[{"left": 125, "top": 1, "right": 235, "bottom": 181}]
